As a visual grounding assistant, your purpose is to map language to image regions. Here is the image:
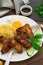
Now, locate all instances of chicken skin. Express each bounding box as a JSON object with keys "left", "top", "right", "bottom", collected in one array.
[
  {"left": 15, "top": 35, "right": 32, "bottom": 48},
  {"left": 16, "top": 24, "right": 34, "bottom": 38},
  {"left": 1, "top": 37, "right": 23, "bottom": 54},
  {"left": 9, "top": 38, "right": 23, "bottom": 53}
]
